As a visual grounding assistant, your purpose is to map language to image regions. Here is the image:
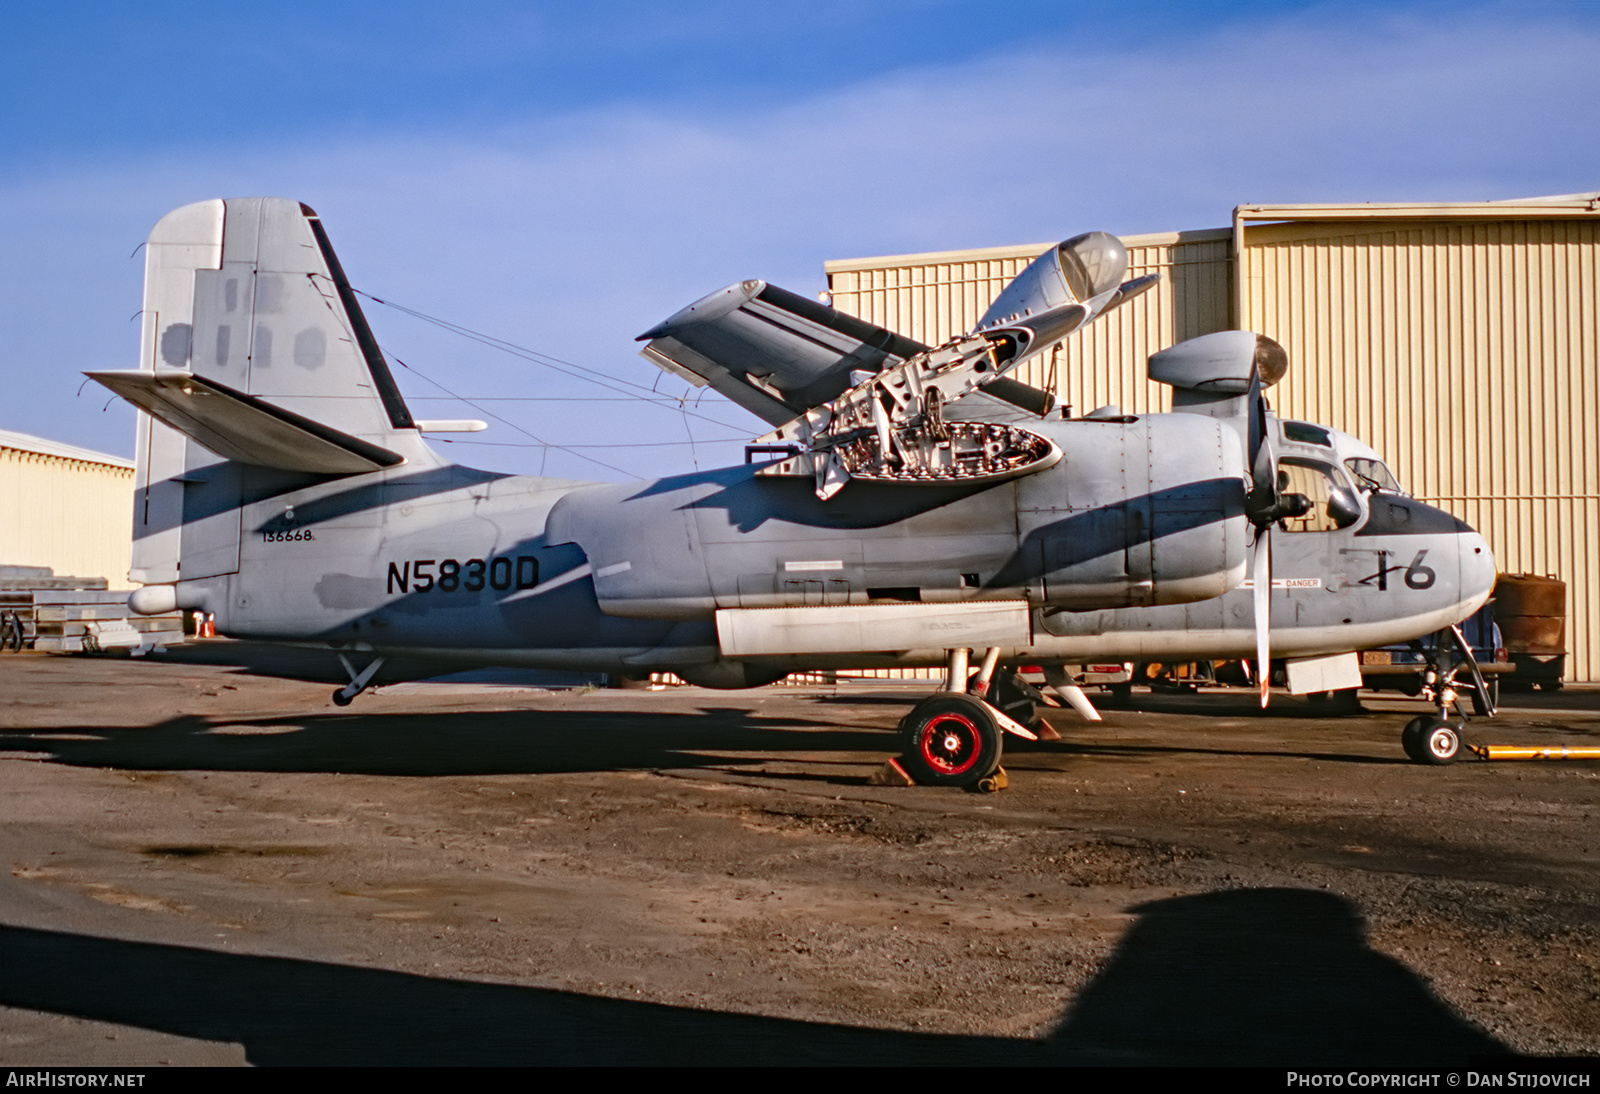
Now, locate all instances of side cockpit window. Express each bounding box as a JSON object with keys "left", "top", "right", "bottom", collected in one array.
[
  {"left": 1279, "top": 459, "right": 1363, "bottom": 532},
  {"left": 1345, "top": 457, "right": 1406, "bottom": 497},
  {"left": 1282, "top": 421, "right": 1333, "bottom": 448}
]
